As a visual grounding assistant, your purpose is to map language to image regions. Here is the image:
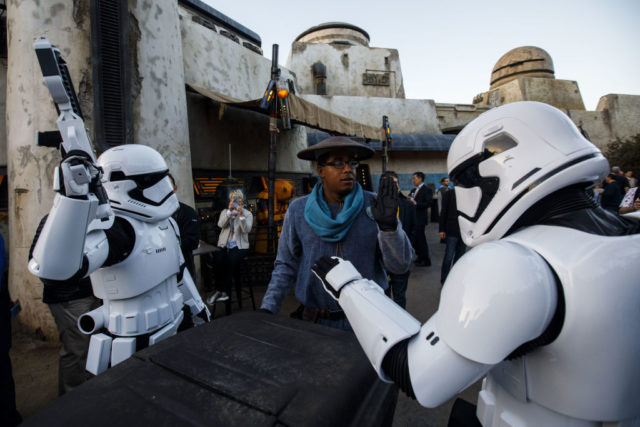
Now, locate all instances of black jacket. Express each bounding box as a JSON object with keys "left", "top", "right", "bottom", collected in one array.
[
  {"left": 601, "top": 181, "right": 623, "bottom": 211},
  {"left": 410, "top": 184, "right": 433, "bottom": 225},
  {"left": 398, "top": 194, "right": 417, "bottom": 245},
  {"left": 172, "top": 202, "right": 200, "bottom": 277},
  {"left": 439, "top": 190, "right": 461, "bottom": 238}
]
